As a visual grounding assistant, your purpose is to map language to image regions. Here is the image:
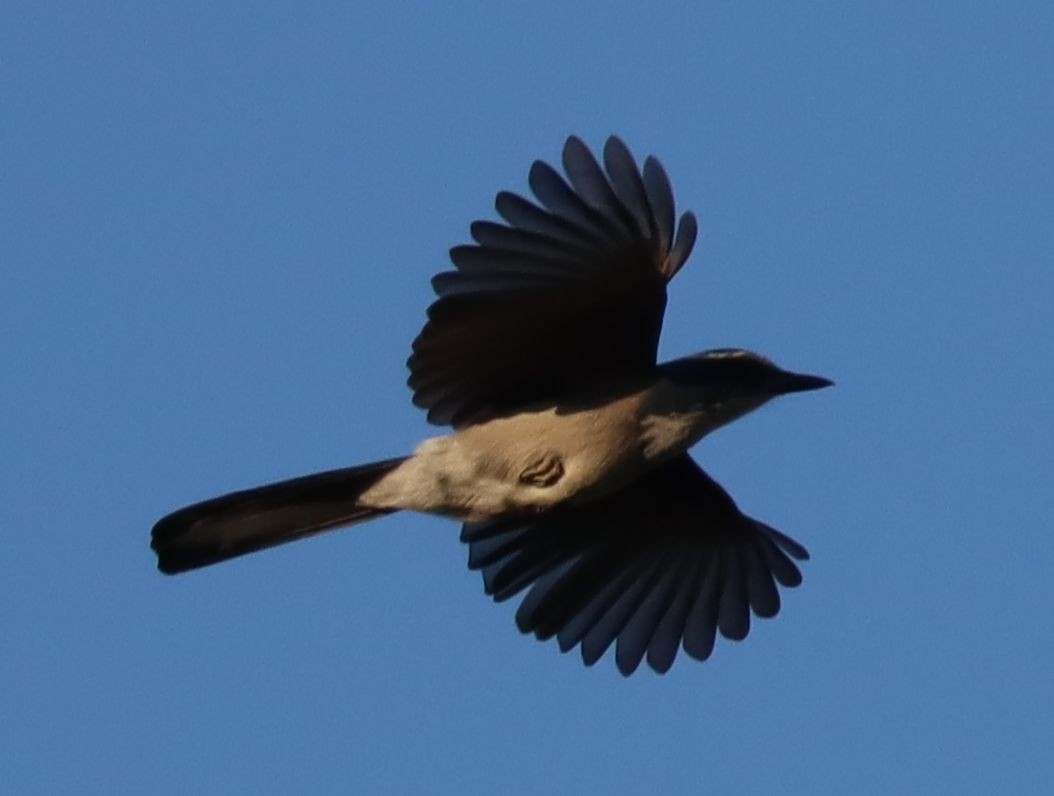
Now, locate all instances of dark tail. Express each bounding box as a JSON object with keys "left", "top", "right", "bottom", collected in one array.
[{"left": 151, "top": 457, "right": 408, "bottom": 574}]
